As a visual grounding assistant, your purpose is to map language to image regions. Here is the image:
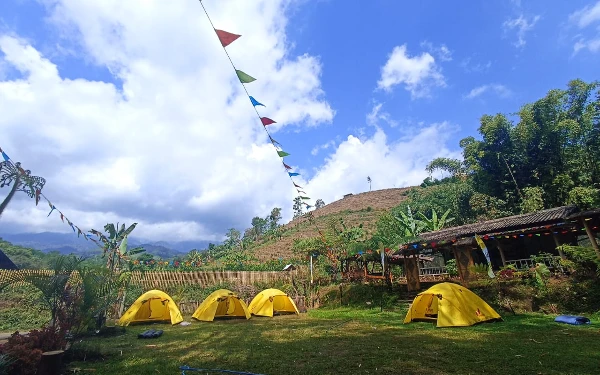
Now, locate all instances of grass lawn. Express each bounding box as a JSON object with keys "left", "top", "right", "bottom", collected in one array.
[{"left": 68, "top": 307, "right": 600, "bottom": 375}]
